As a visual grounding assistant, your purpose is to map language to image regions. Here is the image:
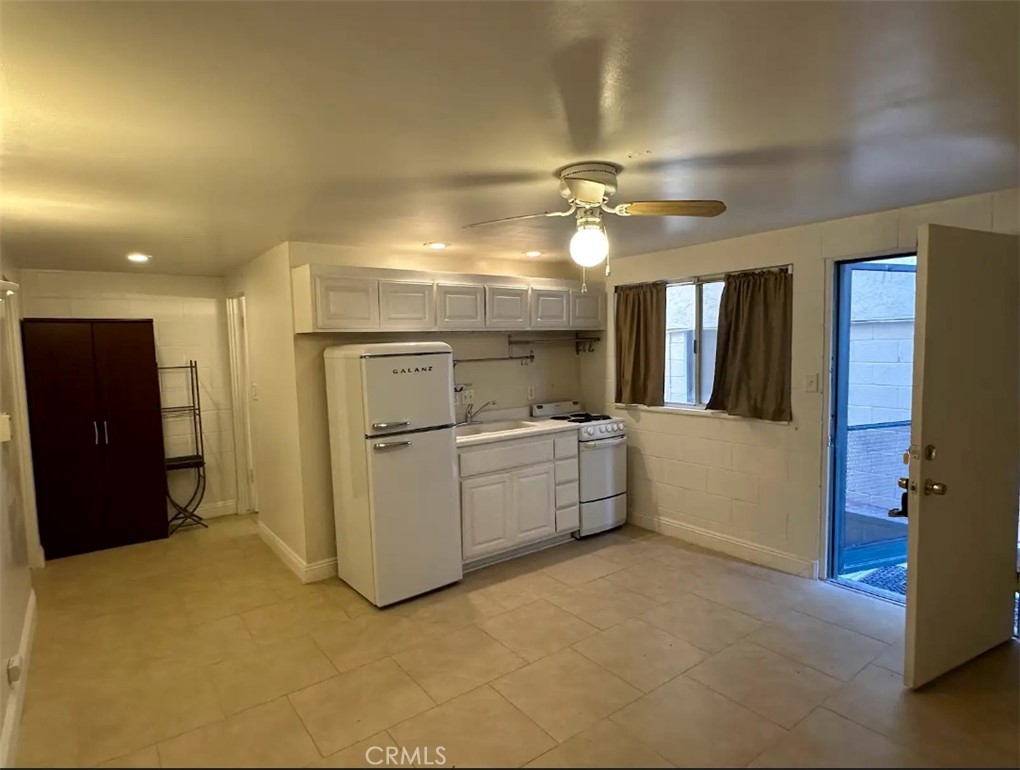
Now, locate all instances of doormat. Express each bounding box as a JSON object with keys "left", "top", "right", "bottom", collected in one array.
[
  {"left": 858, "top": 565, "right": 1020, "bottom": 630},
  {"left": 857, "top": 565, "right": 907, "bottom": 595}
]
